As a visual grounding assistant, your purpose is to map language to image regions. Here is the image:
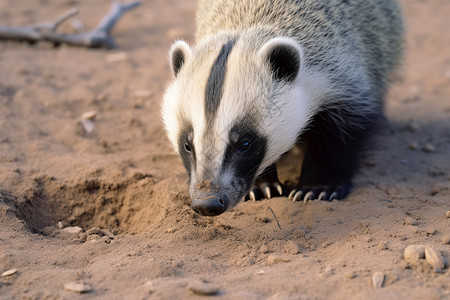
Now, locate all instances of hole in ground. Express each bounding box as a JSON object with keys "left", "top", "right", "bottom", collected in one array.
[{"left": 0, "top": 172, "right": 190, "bottom": 235}]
